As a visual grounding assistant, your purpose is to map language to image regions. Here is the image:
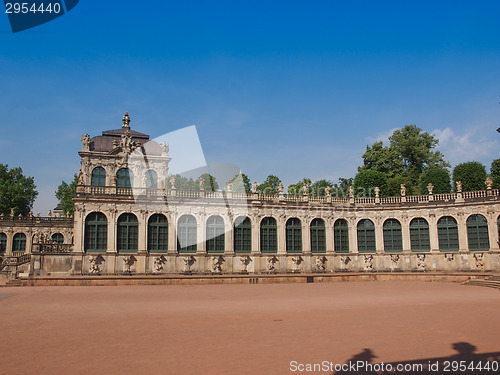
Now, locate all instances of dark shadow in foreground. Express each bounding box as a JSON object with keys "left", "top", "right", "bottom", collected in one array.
[{"left": 333, "top": 343, "right": 500, "bottom": 375}]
